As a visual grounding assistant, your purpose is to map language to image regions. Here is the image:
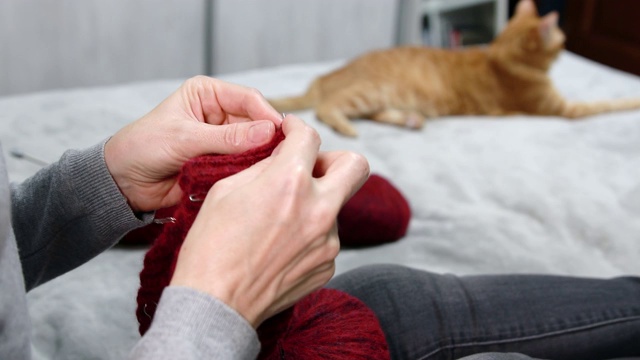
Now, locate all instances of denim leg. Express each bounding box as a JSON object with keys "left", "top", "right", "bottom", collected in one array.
[
  {"left": 457, "top": 353, "right": 542, "bottom": 360},
  {"left": 327, "top": 264, "right": 640, "bottom": 360}
]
